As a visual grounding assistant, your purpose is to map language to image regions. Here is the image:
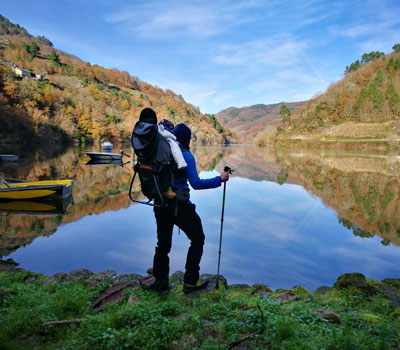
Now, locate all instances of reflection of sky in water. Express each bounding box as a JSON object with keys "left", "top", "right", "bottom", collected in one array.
[{"left": 10, "top": 170, "right": 400, "bottom": 291}]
